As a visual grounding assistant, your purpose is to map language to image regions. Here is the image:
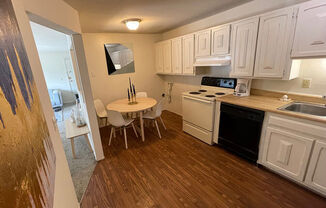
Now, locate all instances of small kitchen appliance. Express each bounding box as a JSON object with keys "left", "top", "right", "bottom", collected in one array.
[{"left": 234, "top": 79, "right": 251, "bottom": 97}]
